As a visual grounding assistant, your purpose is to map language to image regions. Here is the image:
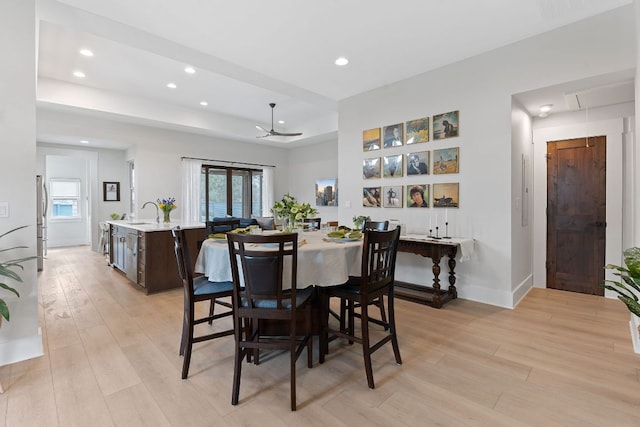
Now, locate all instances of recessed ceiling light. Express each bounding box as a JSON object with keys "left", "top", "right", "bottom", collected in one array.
[
  {"left": 200, "top": 101, "right": 208, "bottom": 106},
  {"left": 335, "top": 56, "right": 349, "bottom": 66},
  {"left": 167, "top": 82, "right": 177, "bottom": 89},
  {"left": 540, "top": 104, "right": 553, "bottom": 113},
  {"left": 184, "top": 66, "right": 195, "bottom": 74},
  {"left": 73, "top": 71, "right": 85, "bottom": 78},
  {"left": 80, "top": 140, "right": 89, "bottom": 144},
  {"left": 278, "top": 120, "right": 285, "bottom": 124},
  {"left": 538, "top": 112, "right": 549, "bottom": 118},
  {"left": 79, "top": 49, "right": 93, "bottom": 57}
]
